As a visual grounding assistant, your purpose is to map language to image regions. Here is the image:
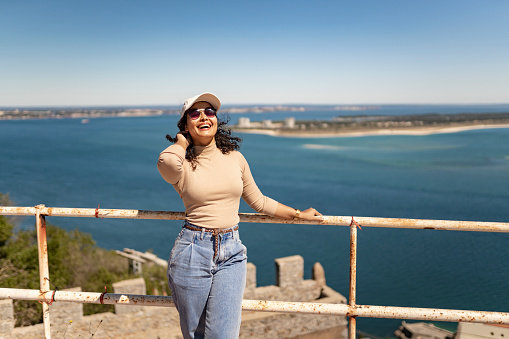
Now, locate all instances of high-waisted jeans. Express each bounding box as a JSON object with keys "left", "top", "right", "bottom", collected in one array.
[{"left": 167, "top": 221, "right": 247, "bottom": 339}]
